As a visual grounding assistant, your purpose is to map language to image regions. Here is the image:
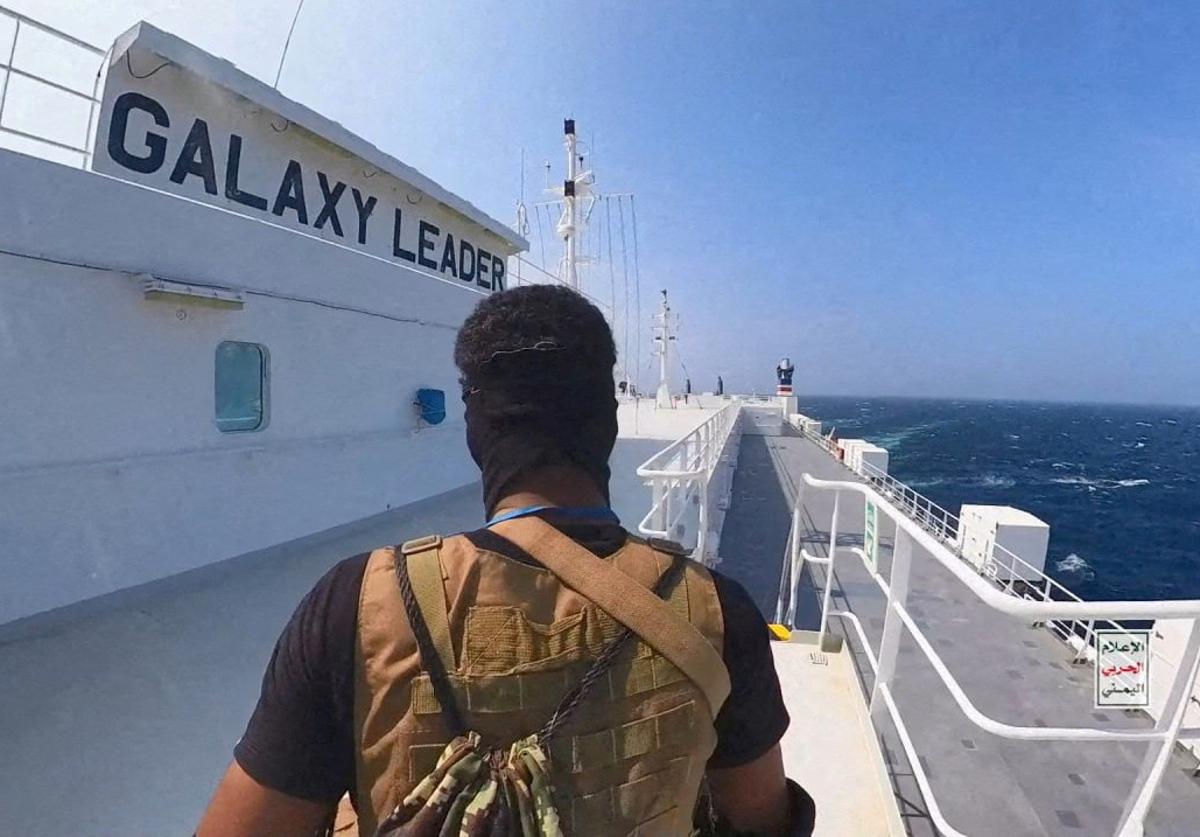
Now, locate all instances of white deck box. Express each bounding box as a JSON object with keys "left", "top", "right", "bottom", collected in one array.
[
  {"left": 788, "top": 413, "right": 823, "bottom": 436},
  {"left": 956, "top": 505, "right": 1049, "bottom": 582},
  {"left": 837, "top": 439, "right": 866, "bottom": 468},
  {"left": 857, "top": 443, "right": 889, "bottom": 476}
]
